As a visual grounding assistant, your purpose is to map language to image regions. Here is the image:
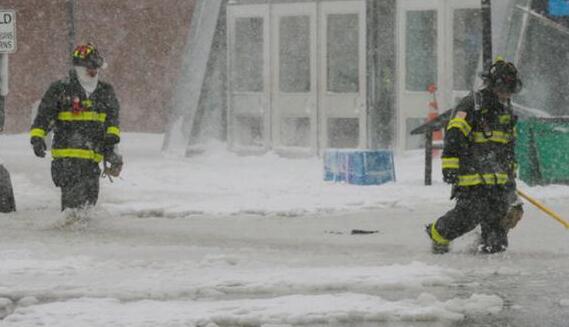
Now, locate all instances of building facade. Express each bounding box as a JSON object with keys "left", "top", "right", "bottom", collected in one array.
[
  {"left": 6, "top": 0, "right": 561, "bottom": 154},
  {"left": 168, "top": 0, "right": 490, "bottom": 155},
  {"left": 0, "top": 0, "right": 195, "bottom": 133}
]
